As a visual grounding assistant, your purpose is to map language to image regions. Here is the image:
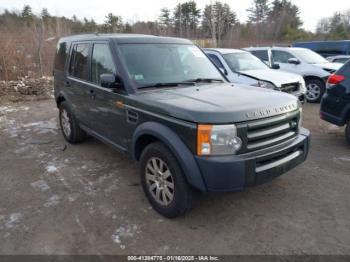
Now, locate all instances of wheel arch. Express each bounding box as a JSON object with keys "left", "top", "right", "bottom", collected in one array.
[
  {"left": 303, "top": 75, "right": 326, "bottom": 84},
  {"left": 341, "top": 103, "right": 350, "bottom": 122},
  {"left": 132, "top": 122, "right": 207, "bottom": 191},
  {"left": 56, "top": 95, "right": 66, "bottom": 108}
]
